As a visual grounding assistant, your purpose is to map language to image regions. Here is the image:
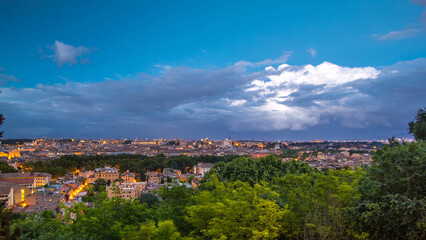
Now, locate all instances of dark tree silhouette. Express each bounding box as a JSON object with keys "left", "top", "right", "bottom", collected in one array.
[
  {"left": 0, "top": 201, "right": 21, "bottom": 240},
  {"left": 409, "top": 108, "right": 426, "bottom": 141},
  {"left": 0, "top": 113, "right": 4, "bottom": 138}
]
